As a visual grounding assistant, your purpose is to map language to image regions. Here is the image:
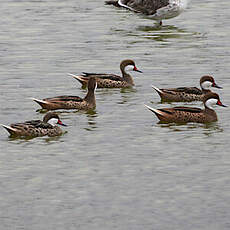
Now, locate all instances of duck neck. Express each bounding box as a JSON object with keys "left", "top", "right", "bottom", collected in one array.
[
  {"left": 204, "top": 106, "right": 217, "bottom": 121},
  {"left": 201, "top": 88, "right": 211, "bottom": 93},
  {"left": 204, "top": 103, "right": 216, "bottom": 115},
  {"left": 84, "top": 89, "right": 95, "bottom": 105},
  {"left": 121, "top": 68, "right": 134, "bottom": 85}
]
